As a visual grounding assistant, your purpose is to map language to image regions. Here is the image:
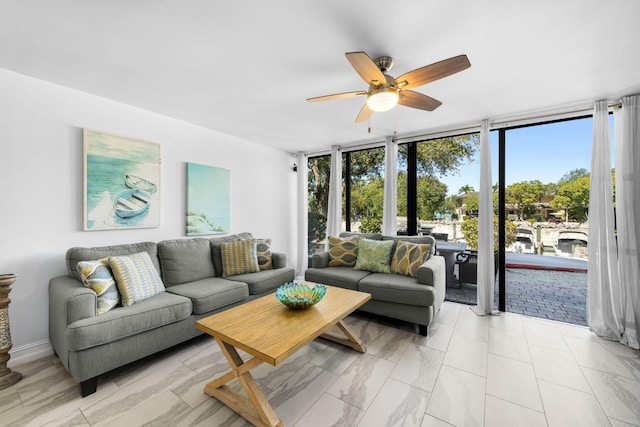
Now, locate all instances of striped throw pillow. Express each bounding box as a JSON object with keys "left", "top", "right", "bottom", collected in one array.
[
  {"left": 221, "top": 239, "right": 260, "bottom": 277},
  {"left": 109, "top": 252, "right": 165, "bottom": 306},
  {"left": 76, "top": 258, "right": 120, "bottom": 314},
  {"left": 390, "top": 240, "right": 432, "bottom": 277}
]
